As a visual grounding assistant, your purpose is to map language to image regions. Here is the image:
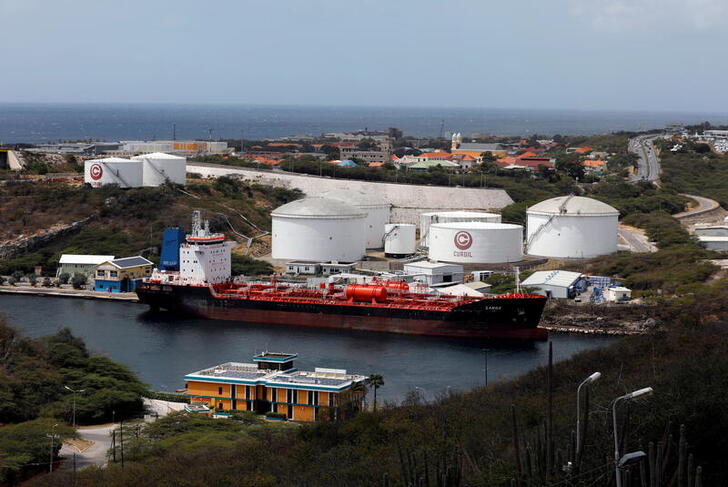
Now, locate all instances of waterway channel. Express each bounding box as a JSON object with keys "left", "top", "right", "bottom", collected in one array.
[{"left": 0, "top": 295, "right": 617, "bottom": 402}]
